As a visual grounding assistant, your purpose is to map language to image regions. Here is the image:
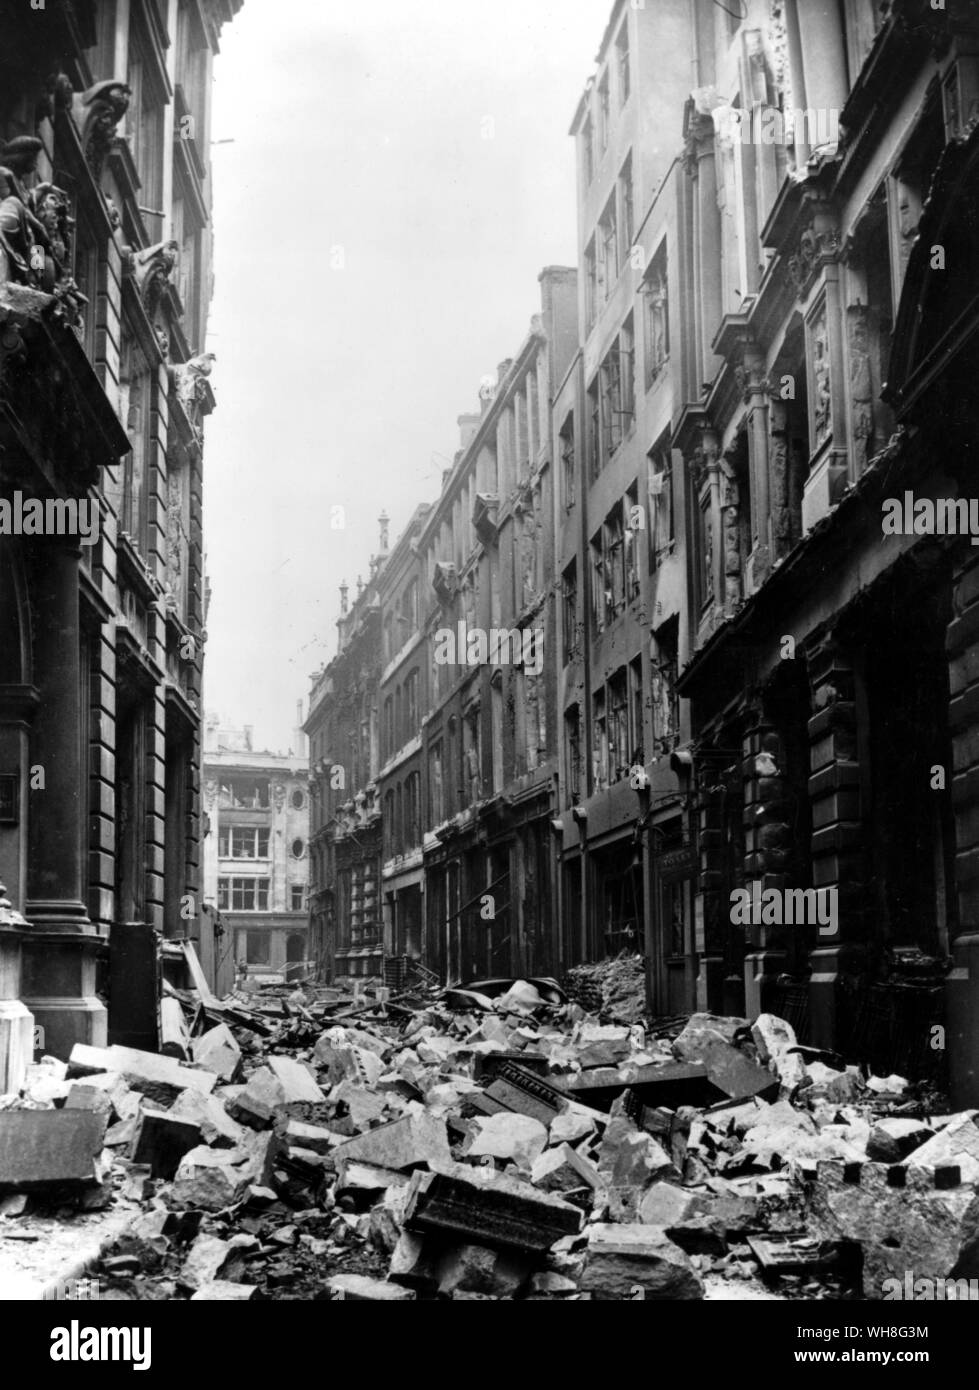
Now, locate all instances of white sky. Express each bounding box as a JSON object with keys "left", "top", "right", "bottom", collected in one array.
[{"left": 203, "top": 0, "right": 609, "bottom": 753}]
